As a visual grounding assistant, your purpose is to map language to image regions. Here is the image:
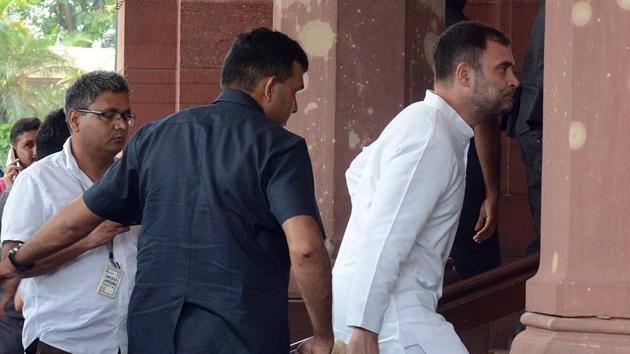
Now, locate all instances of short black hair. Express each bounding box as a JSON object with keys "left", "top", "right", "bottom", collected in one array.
[
  {"left": 220, "top": 27, "right": 309, "bottom": 92},
  {"left": 433, "top": 21, "right": 511, "bottom": 83},
  {"left": 64, "top": 71, "right": 129, "bottom": 114},
  {"left": 36, "top": 108, "right": 71, "bottom": 159},
  {"left": 448, "top": 0, "right": 468, "bottom": 12},
  {"left": 10, "top": 117, "right": 41, "bottom": 145}
]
